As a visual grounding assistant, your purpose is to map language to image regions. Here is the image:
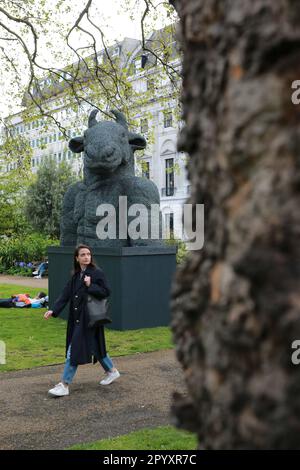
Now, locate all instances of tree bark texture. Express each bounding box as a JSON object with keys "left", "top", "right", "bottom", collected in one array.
[{"left": 170, "top": 0, "right": 300, "bottom": 449}]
